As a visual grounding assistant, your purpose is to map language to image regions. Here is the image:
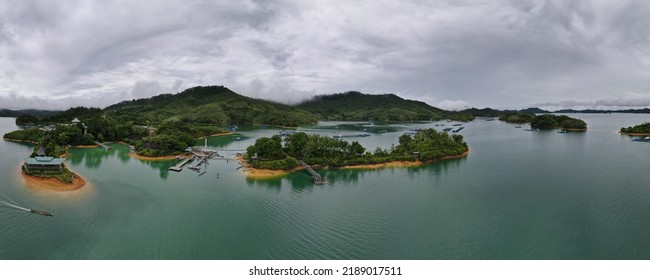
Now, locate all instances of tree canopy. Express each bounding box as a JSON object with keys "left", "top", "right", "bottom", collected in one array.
[
  {"left": 620, "top": 122, "right": 650, "bottom": 134},
  {"left": 245, "top": 129, "right": 468, "bottom": 170}
]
